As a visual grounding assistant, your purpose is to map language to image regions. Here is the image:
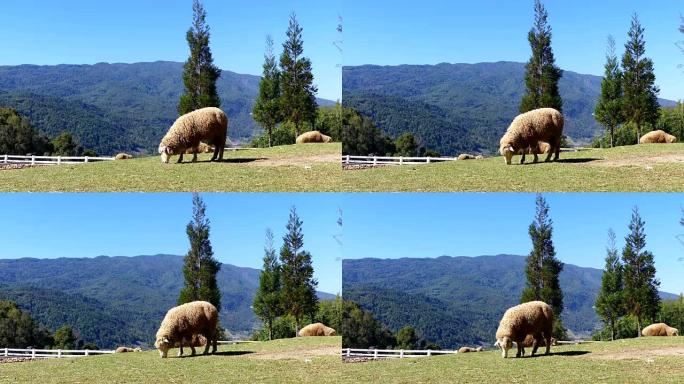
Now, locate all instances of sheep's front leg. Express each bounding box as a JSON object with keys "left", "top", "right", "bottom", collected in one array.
[
  {"left": 178, "top": 340, "right": 184, "bottom": 357},
  {"left": 520, "top": 152, "right": 526, "bottom": 164},
  {"left": 177, "top": 153, "right": 184, "bottom": 163},
  {"left": 192, "top": 152, "right": 198, "bottom": 163}
]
